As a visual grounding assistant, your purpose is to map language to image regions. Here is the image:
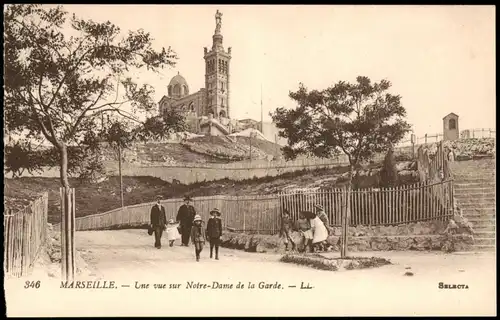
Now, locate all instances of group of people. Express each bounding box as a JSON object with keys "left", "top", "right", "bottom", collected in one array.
[
  {"left": 150, "top": 194, "right": 332, "bottom": 259},
  {"left": 280, "top": 204, "right": 332, "bottom": 253},
  {"left": 149, "top": 195, "right": 223, "bottom": 262}
]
